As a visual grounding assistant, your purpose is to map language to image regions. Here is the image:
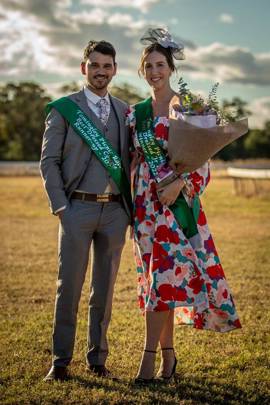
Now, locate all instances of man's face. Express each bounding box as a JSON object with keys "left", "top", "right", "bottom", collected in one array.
[{"left": 81, "top": 51, "right": 117, "bottom": 94}]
